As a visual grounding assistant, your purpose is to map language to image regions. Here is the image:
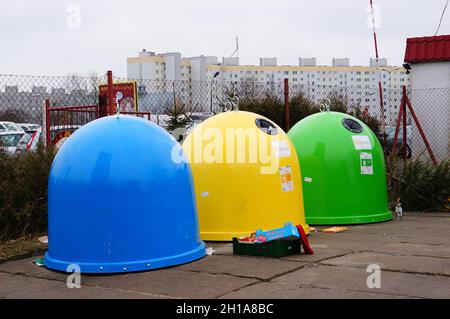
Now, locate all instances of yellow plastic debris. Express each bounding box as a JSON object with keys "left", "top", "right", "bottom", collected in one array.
[{"left": 321, "top": 226, "right": 348, "bottom": 233}]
